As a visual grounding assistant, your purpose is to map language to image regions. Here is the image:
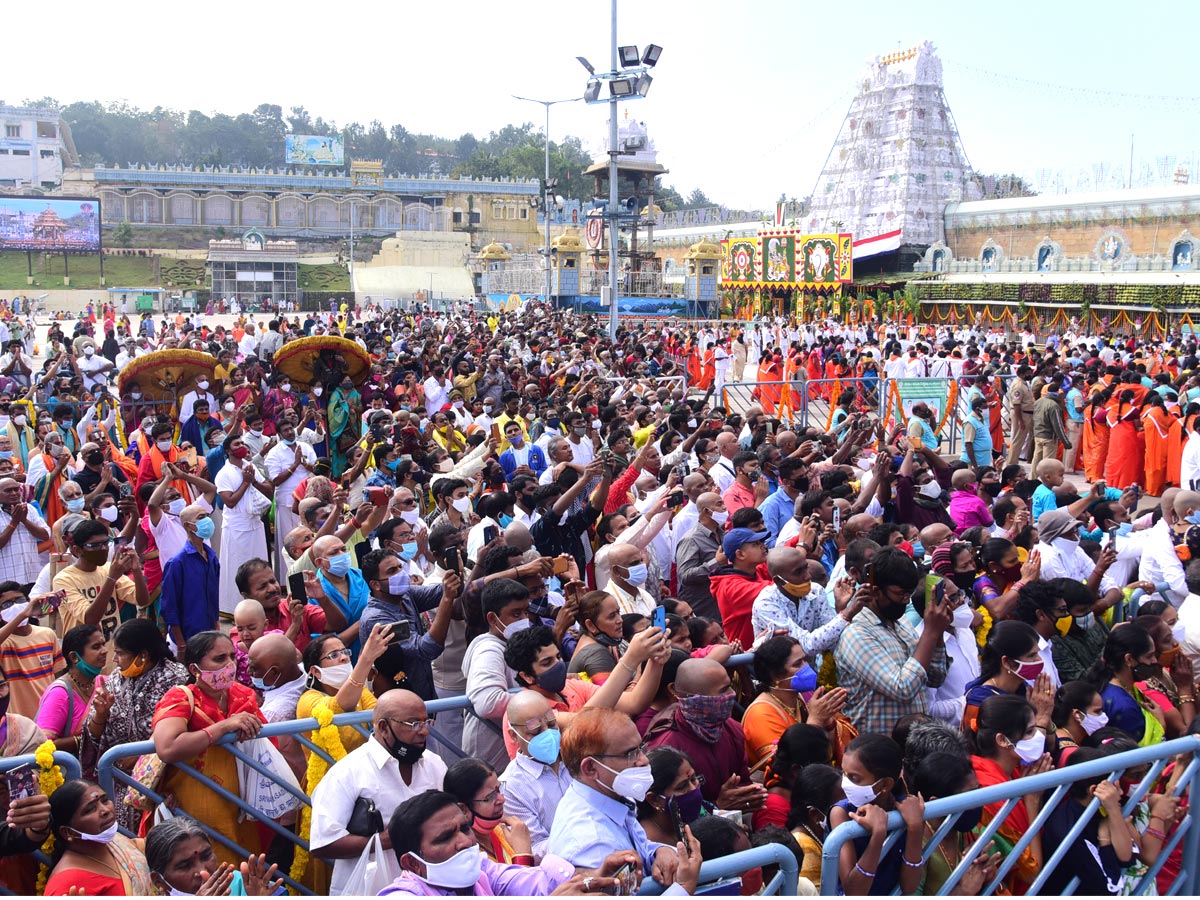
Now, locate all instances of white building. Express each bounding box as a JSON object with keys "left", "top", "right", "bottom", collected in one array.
[{"left": 0, "top": 106, "right": 79, "bottom": 191}]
